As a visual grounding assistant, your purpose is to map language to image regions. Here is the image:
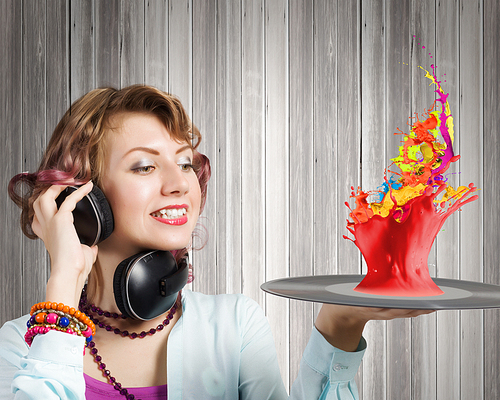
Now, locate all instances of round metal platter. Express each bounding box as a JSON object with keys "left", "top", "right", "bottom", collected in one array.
[{"left": 261, "top": 275, "right": 500, "bottom": 310}]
